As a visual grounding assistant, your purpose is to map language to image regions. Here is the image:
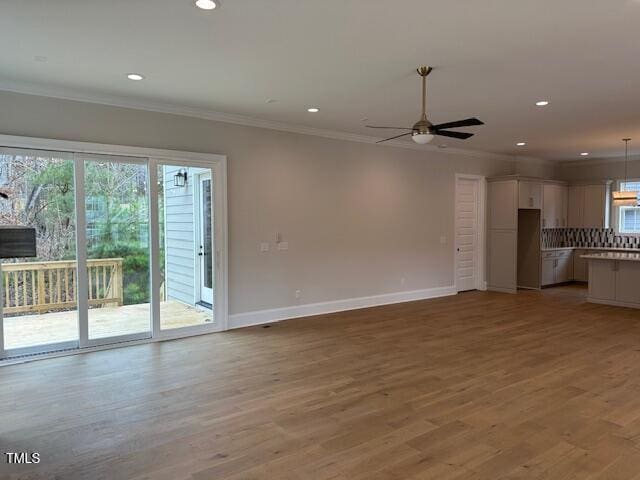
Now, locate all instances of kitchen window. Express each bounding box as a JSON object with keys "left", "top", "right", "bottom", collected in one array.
[{"left": 616, "top": 180, "right": 640, "bottom": 234}]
